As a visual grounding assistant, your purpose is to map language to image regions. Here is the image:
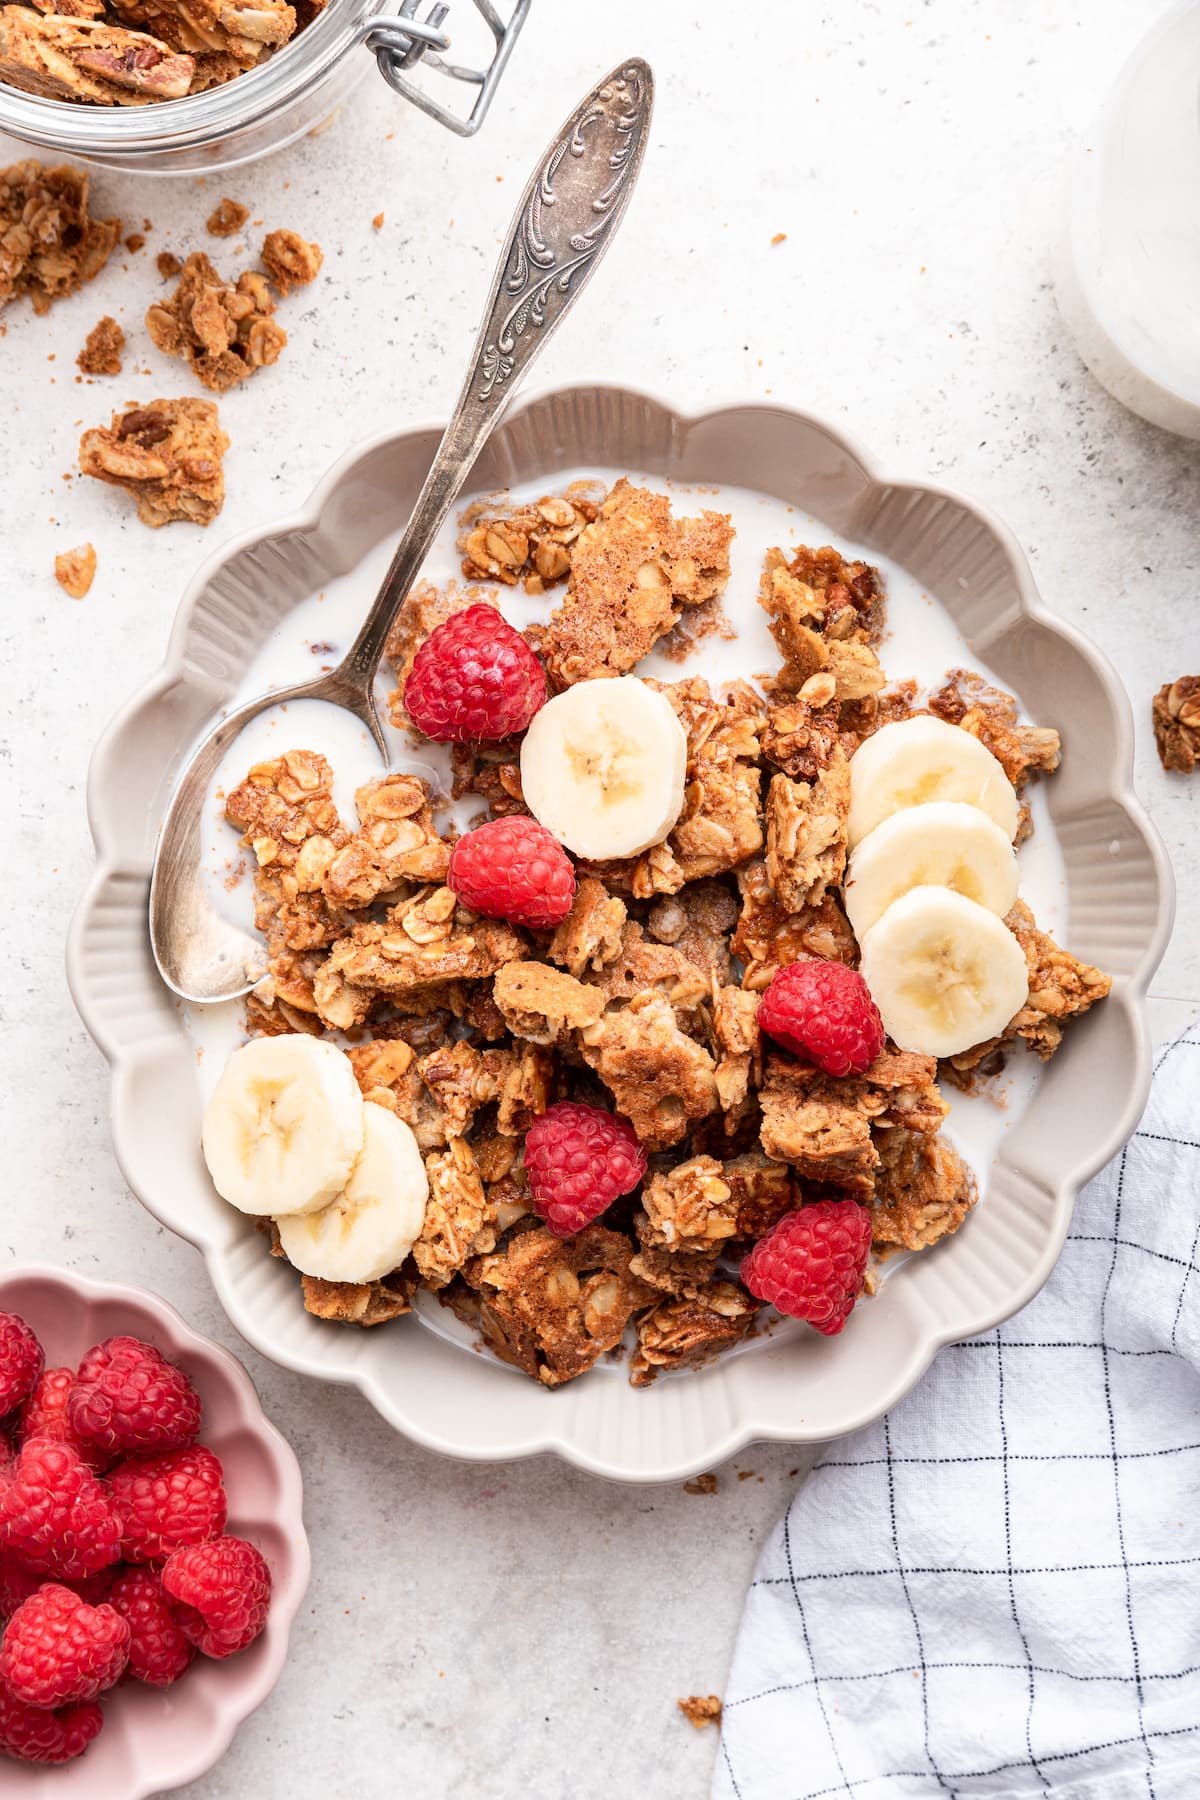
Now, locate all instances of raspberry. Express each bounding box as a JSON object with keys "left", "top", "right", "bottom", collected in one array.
[
  {"left": 108, "top": 1566, "right": 194, "bottom": 1687},
  {"left": 20, "top": 1369, "right": 109, "bottom": 1473},
  {"left": 161, "top": 1536, "right": 271, "bottom": 1659},
  {"left": 0, "top": 1441, "right": 121, "bottom": 1579},
  {"left": 758, "top": 958, "right": 885, "bottom": 1077},
  {"left": 0, "top": 1314, "right": 43, "bottom": 1418},
  {"left": 447, "top": 816, "right": 575, "bottom": 929},
  {"left": 741, "top": 1202, "right": 873, "bottom": 1335},
  {"left": 524, "top": 1102, "right": 647, "bottom": 1237},
  {"left": 107, "top": 1445, "right": 227, "bottom": 1564},
  {"left": 0, "top": 1583, "right": 130, "bottom": 1707},
  {"left": 68, "top": 1336, "right": 201, "bottom": 1457},
  {"left": 0, "top": 1557, "right": 41, "bottom": 1621},
  {"left": 0, "top": 1684, "right": 102, "bottom": 1765},
  {"left": 404, "top": 604, "right": 546, "bottom": 742}
]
